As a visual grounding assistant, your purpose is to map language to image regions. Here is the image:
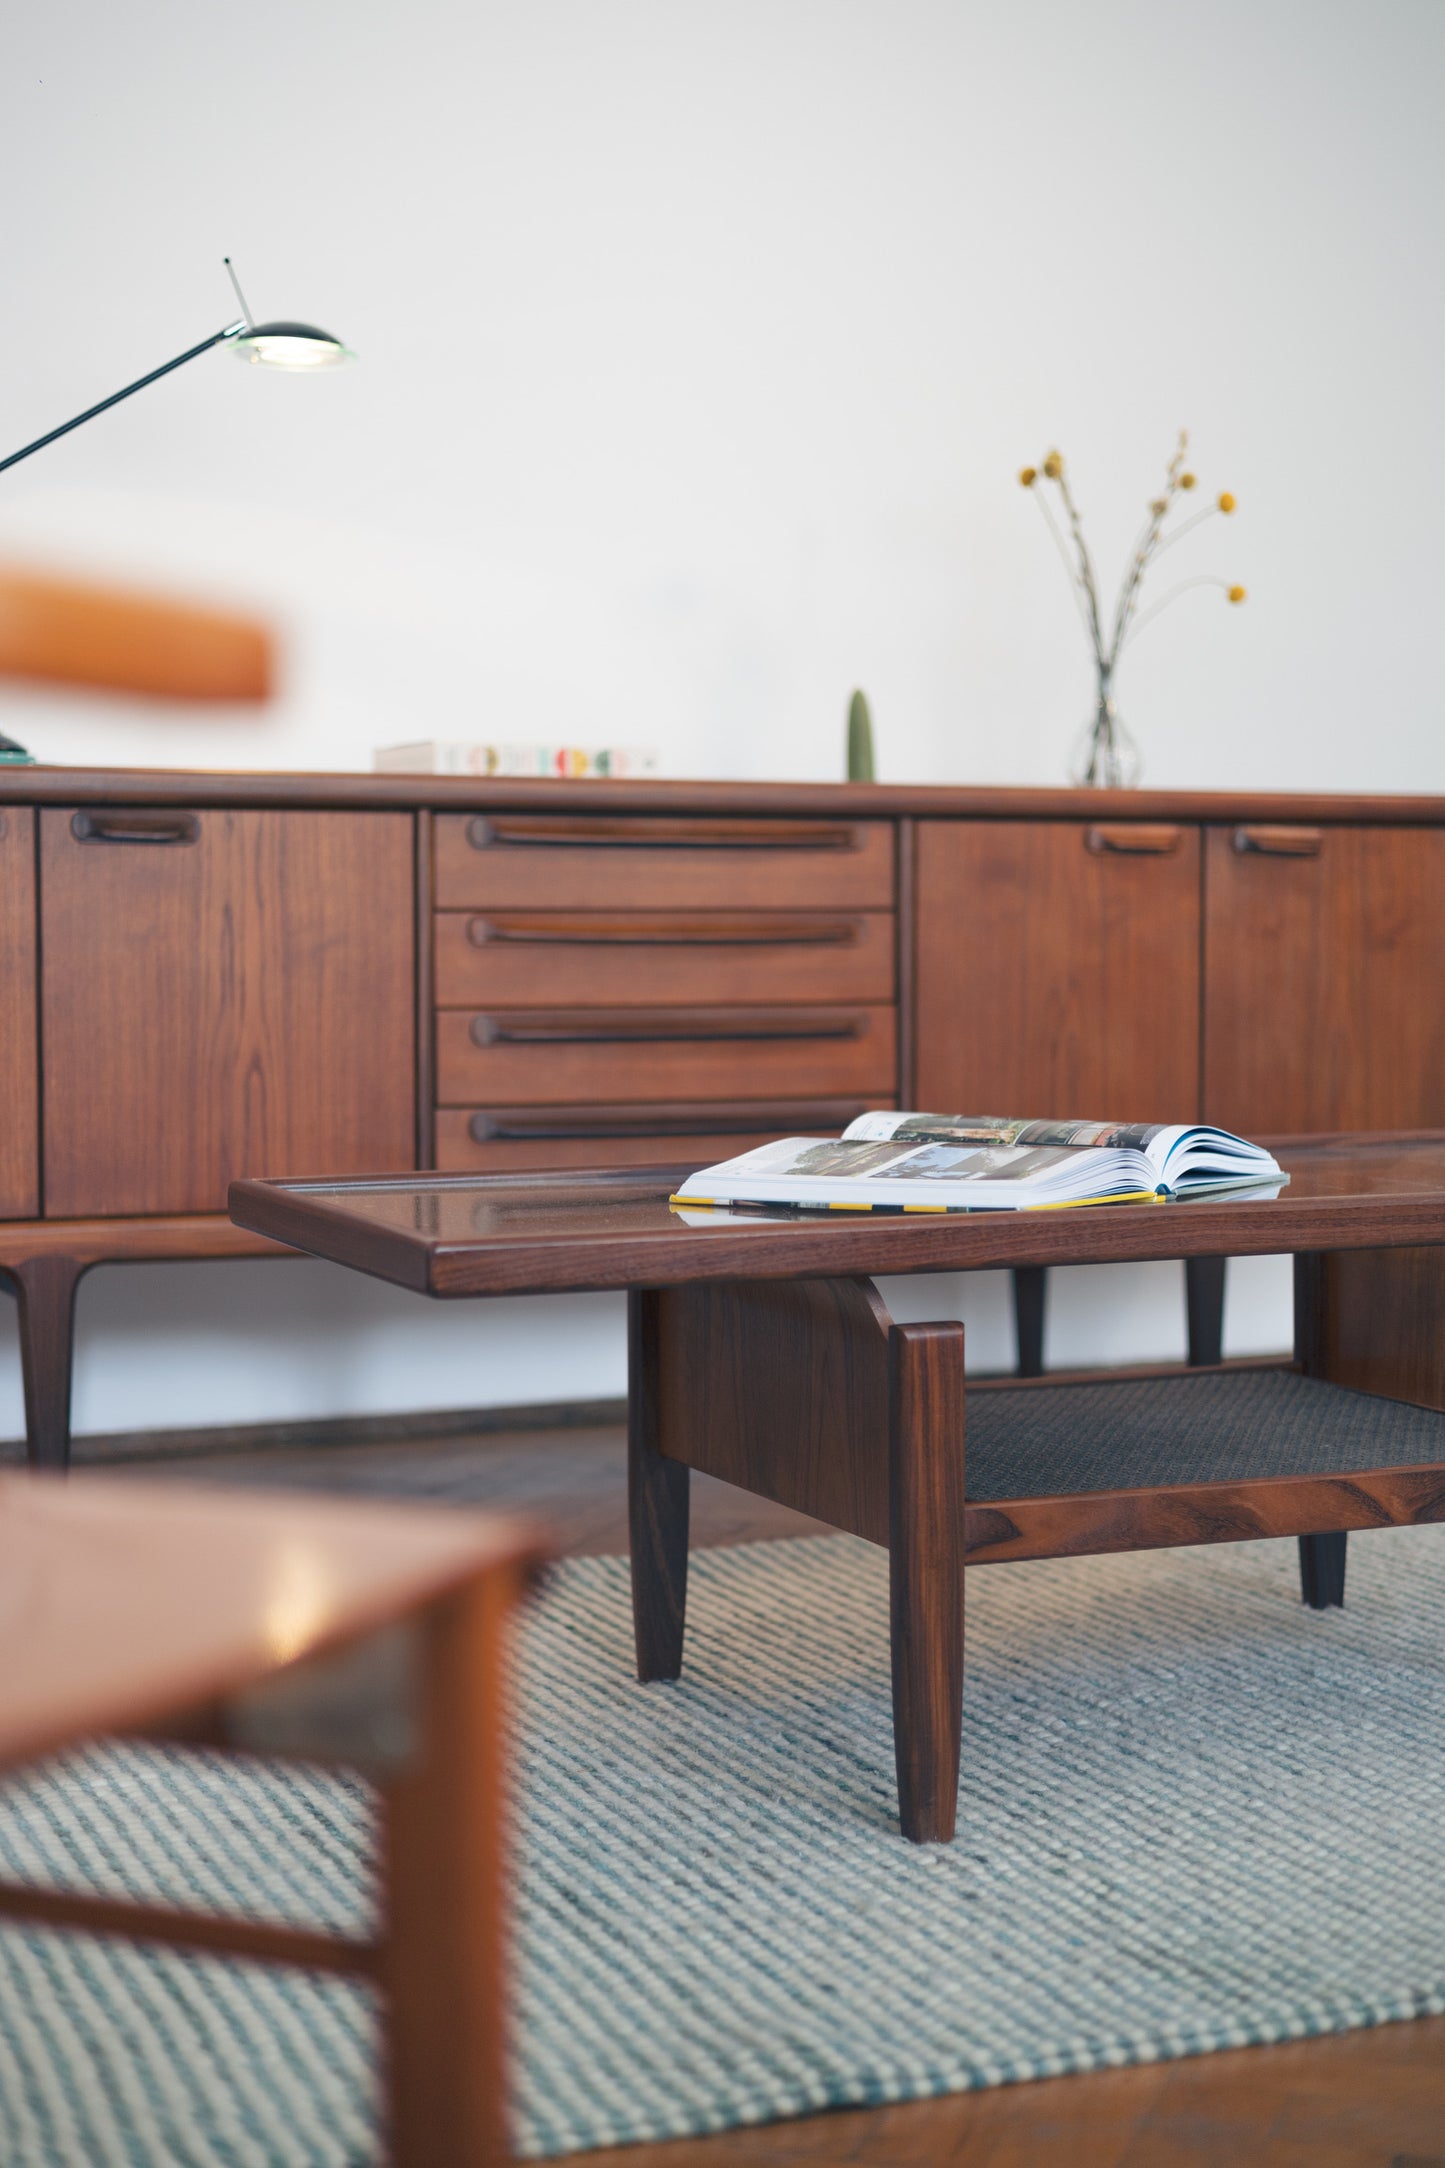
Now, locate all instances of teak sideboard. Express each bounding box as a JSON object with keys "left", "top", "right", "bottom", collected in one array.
[{"left": 3, "top": 766, "right": 1445, "bottom": 1465}]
